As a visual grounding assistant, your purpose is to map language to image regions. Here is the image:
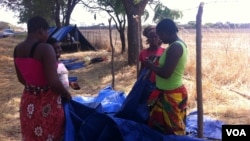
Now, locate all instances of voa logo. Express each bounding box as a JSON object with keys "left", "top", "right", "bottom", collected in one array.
[{"left": 226, "top": 129, "right": 246, "bottom": 136}]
